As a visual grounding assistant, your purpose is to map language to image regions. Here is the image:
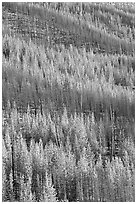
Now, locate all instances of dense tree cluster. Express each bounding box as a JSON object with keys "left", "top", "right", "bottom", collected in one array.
[{"left": 2, "top": 2, "right": 135, "bottom": 202}]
